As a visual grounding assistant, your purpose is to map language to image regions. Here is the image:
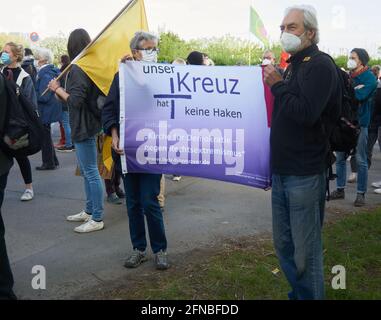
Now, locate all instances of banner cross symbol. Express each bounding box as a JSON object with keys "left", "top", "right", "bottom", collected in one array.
[{"left": 154, "top": 78, "right": 192, "bottom": 119}]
